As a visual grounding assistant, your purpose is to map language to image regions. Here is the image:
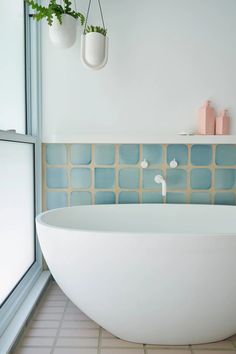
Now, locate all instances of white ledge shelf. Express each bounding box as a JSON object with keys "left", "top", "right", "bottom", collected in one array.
[{"left": 43, "top": 134, "right": 236, "bottom": 144}]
